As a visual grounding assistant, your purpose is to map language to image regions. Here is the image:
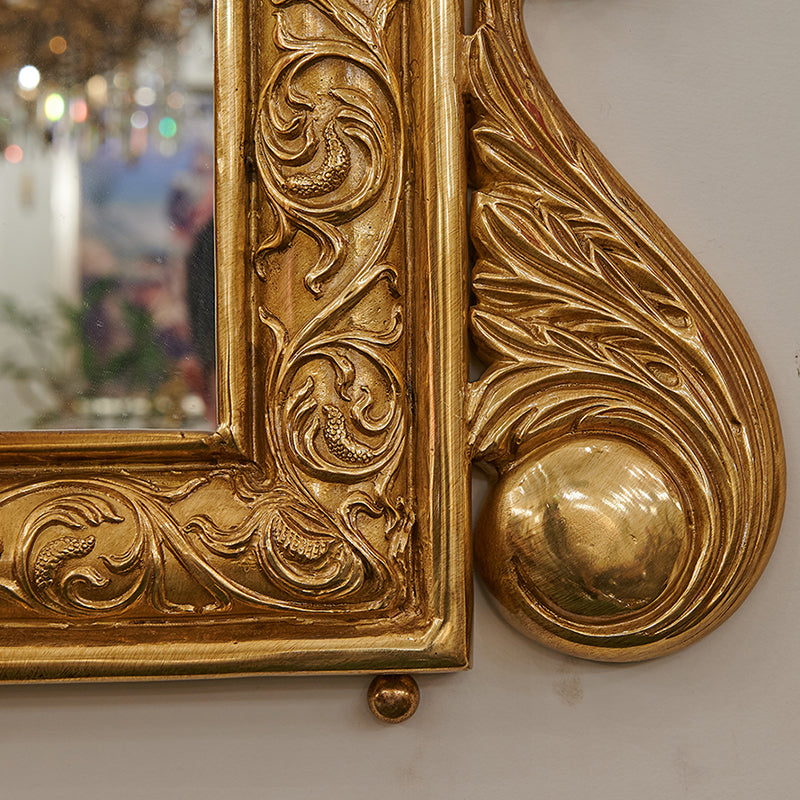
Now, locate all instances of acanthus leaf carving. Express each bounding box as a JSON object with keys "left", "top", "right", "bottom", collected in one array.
[{"left": 467, "top": 0, "right": 784, "bottom": 659}]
